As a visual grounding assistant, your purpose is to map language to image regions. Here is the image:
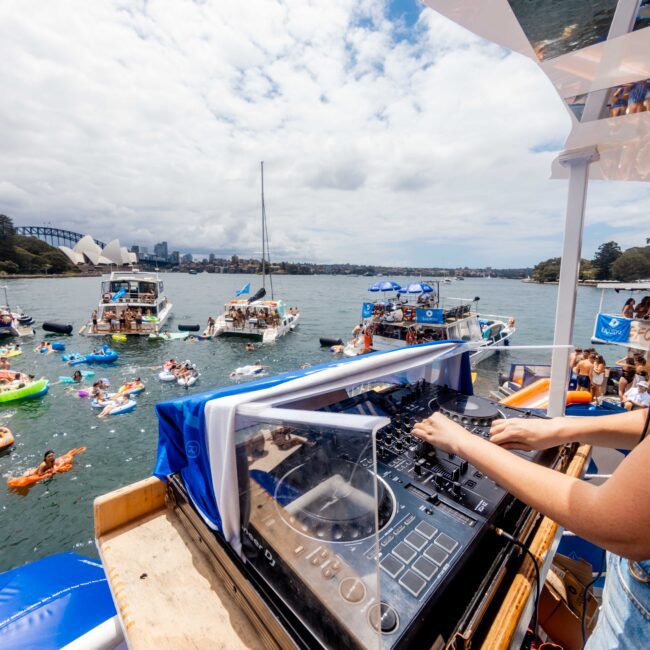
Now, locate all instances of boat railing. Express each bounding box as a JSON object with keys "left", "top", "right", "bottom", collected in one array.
[{"left": 477, "top": 312, "right": 515, "bottom": 323}]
